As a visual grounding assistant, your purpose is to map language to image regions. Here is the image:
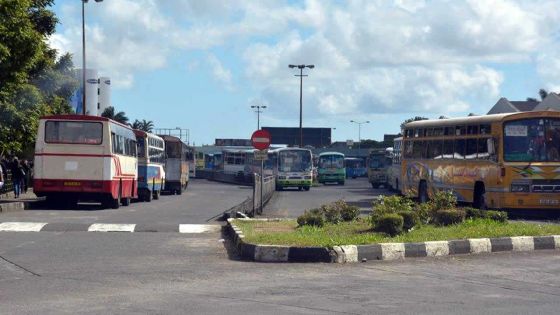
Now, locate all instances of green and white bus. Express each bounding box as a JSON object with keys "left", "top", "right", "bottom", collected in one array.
[
  {"left": 317, "top": 152, "right": 345, "bottom": 185},
  {"left": 272, "top": 148, "right": 313, "bottom": 191}
]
